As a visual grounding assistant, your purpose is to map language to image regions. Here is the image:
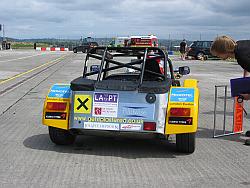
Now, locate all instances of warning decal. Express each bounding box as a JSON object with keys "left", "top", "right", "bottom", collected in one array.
[{"left": 74, "top": 95, "right": 92, "bottom": 114}]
